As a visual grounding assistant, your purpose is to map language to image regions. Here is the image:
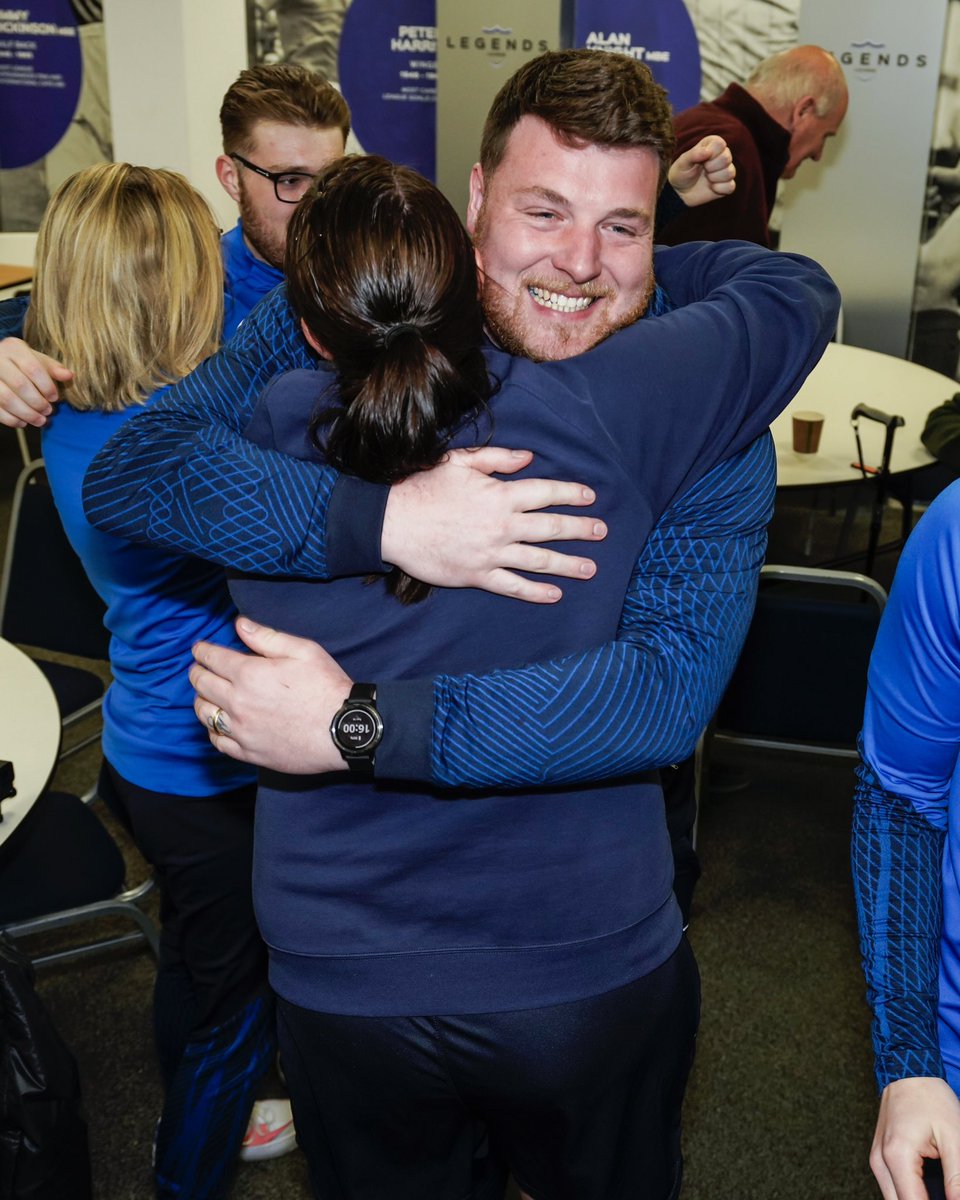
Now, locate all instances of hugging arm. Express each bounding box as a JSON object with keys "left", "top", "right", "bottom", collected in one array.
[
  {"left": 193, "top": 436, "right": 775, "bottom": 781},
  {"left": 413, "top": 435, "right": 774, "bottom": 787},
  {"left": 82, "top": 288, "right": 603, "bottom": 601},
  {"left": 87, "top": 243, "right": 834, "bottom": 601}
]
